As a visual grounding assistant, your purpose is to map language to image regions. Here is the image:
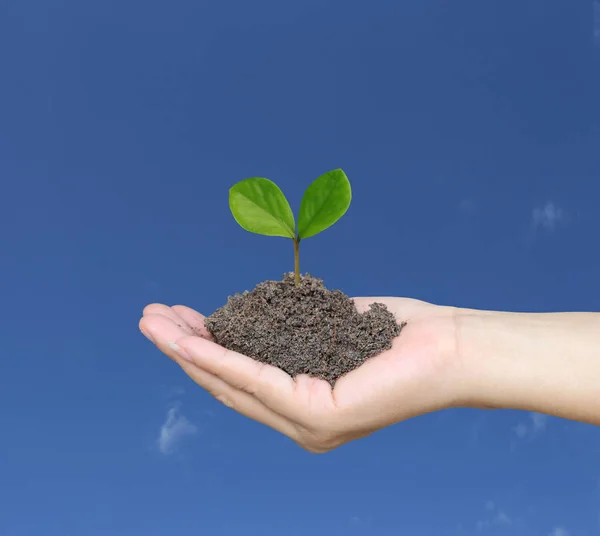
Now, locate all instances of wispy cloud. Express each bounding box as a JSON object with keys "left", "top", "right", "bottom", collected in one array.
[
  {"left": 495, "top": 511, "right": 511, "bottom": 525},
  {"left": 166, "top": 385, "right": 186, "bottom": 398},
  {"left": 548, "top": 527, "right": 570, "bottom": 536},
  {"left": 532, "top": 202, "right": 564, "bottom": 231},
  {"left": 476, "top": 501, "right": 512, "bottom": 531},
  {"left": 513, "top": 412, "right": 548, "bottom": 441},
  {"left": 531, "top": 412, "right": 548, "bottom": 432},
  {"left": 157, "top": 405, "right": 197, "bottom": 455}
]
